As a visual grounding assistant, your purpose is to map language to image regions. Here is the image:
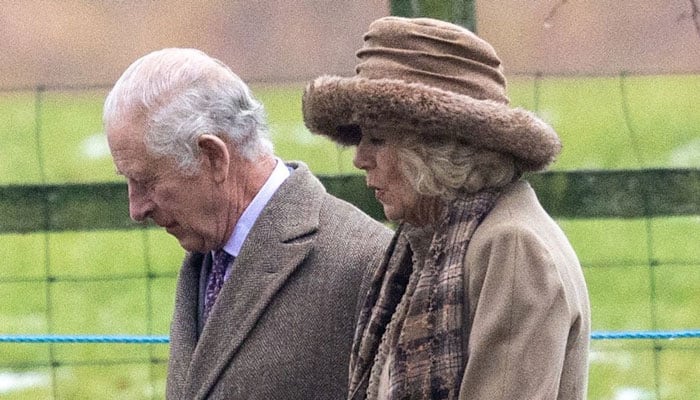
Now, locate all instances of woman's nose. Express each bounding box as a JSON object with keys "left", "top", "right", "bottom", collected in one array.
[{"left": 353, "top": 142, "right": 374, "bottom": 170}]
